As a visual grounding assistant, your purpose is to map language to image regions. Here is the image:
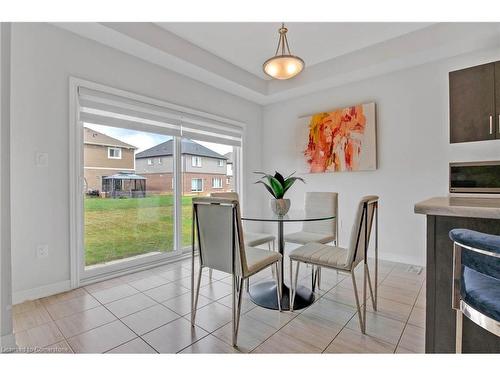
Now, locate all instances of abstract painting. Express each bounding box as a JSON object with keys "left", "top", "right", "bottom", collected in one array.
[{"left": 300, "top": 102, "right": 376, "bottom": 173}]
